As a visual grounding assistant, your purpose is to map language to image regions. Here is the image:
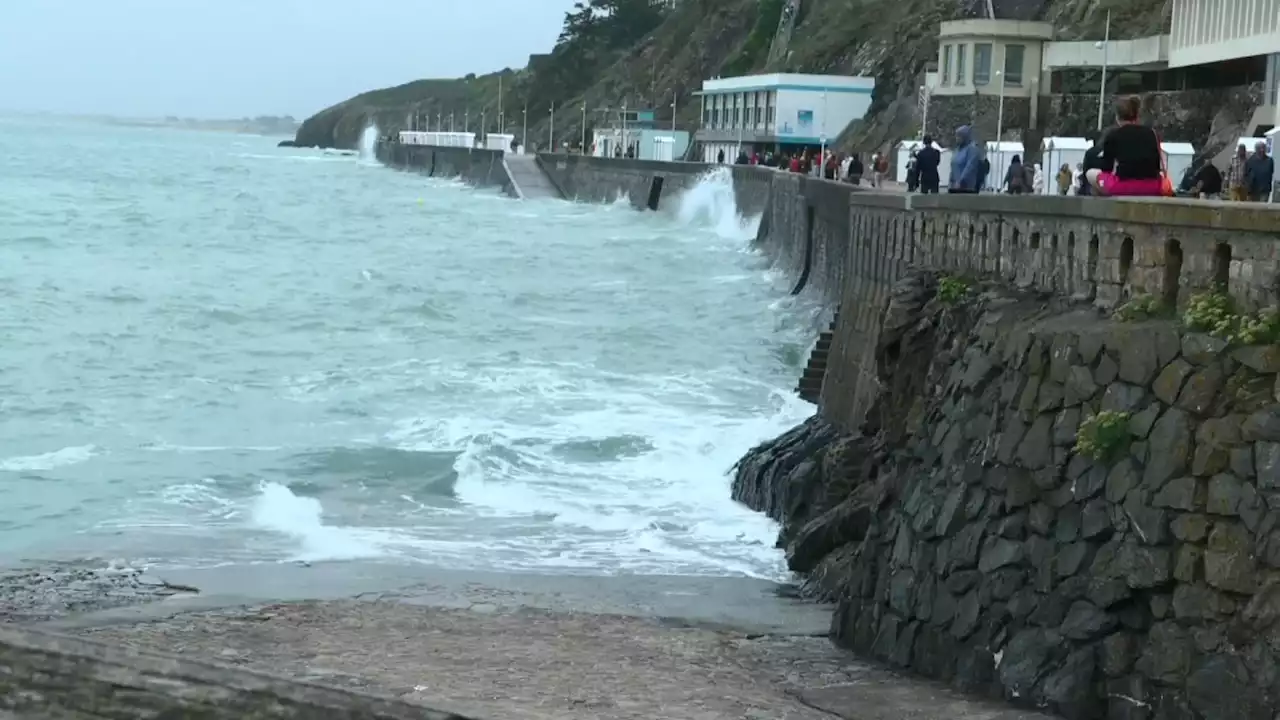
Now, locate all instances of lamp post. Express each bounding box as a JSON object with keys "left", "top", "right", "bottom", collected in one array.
[
  {"left": 919, "top": 84, "right": 931, "bottom": 139},
  {"left": 581, "top": 103, "right": 587, "bottom": 154},
  {"left": 1096, "top": 9, "right": 1111, "bottom": 131},
  {"left": 449, "top": 112, "right": 455, "bottom": 132},
  {"left": 522, "top": 104, "right": 528, "bottom": 154},
  {"left": 820, "top": 90, "right": 828, "bottom": 177},
  {"left": 549, "top": 103, "right": 555, "bottom": 152},
  {"left": 994, "top": 69, "right": 1006, "bottom": 193},
  {"left": 671, "top": 95, "right": 677, "bottom": 130},
  {"left": 622, "top": 102, "right": 628, "bottom": 157}
]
